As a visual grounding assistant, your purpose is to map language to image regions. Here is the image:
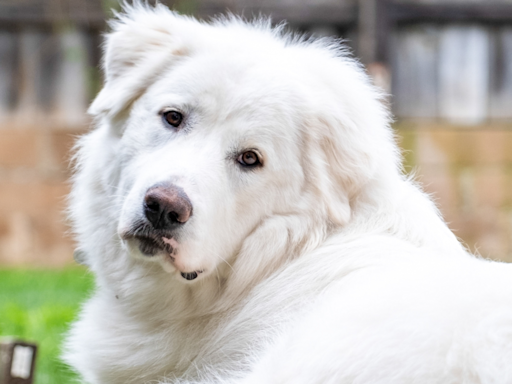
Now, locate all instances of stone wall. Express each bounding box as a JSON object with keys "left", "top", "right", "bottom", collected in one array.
[
  {"left": 0, "top": 122, "right": 86, "bottom": 266},
  {"left": 398, "top": 124, "right": 512, "bottom": 262}
]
